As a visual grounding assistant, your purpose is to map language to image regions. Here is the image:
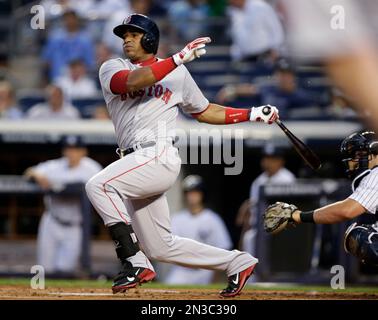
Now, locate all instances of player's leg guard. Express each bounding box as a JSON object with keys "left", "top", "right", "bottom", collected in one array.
[
  {"left": 343, "top": 222, "right": 378, "bottom": 266},
  {"left": 108, "top": 222, "right": 140, "bottom": 269},
  {"left": 108, "top": 222, "right": 156, "bottom": 293}
]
